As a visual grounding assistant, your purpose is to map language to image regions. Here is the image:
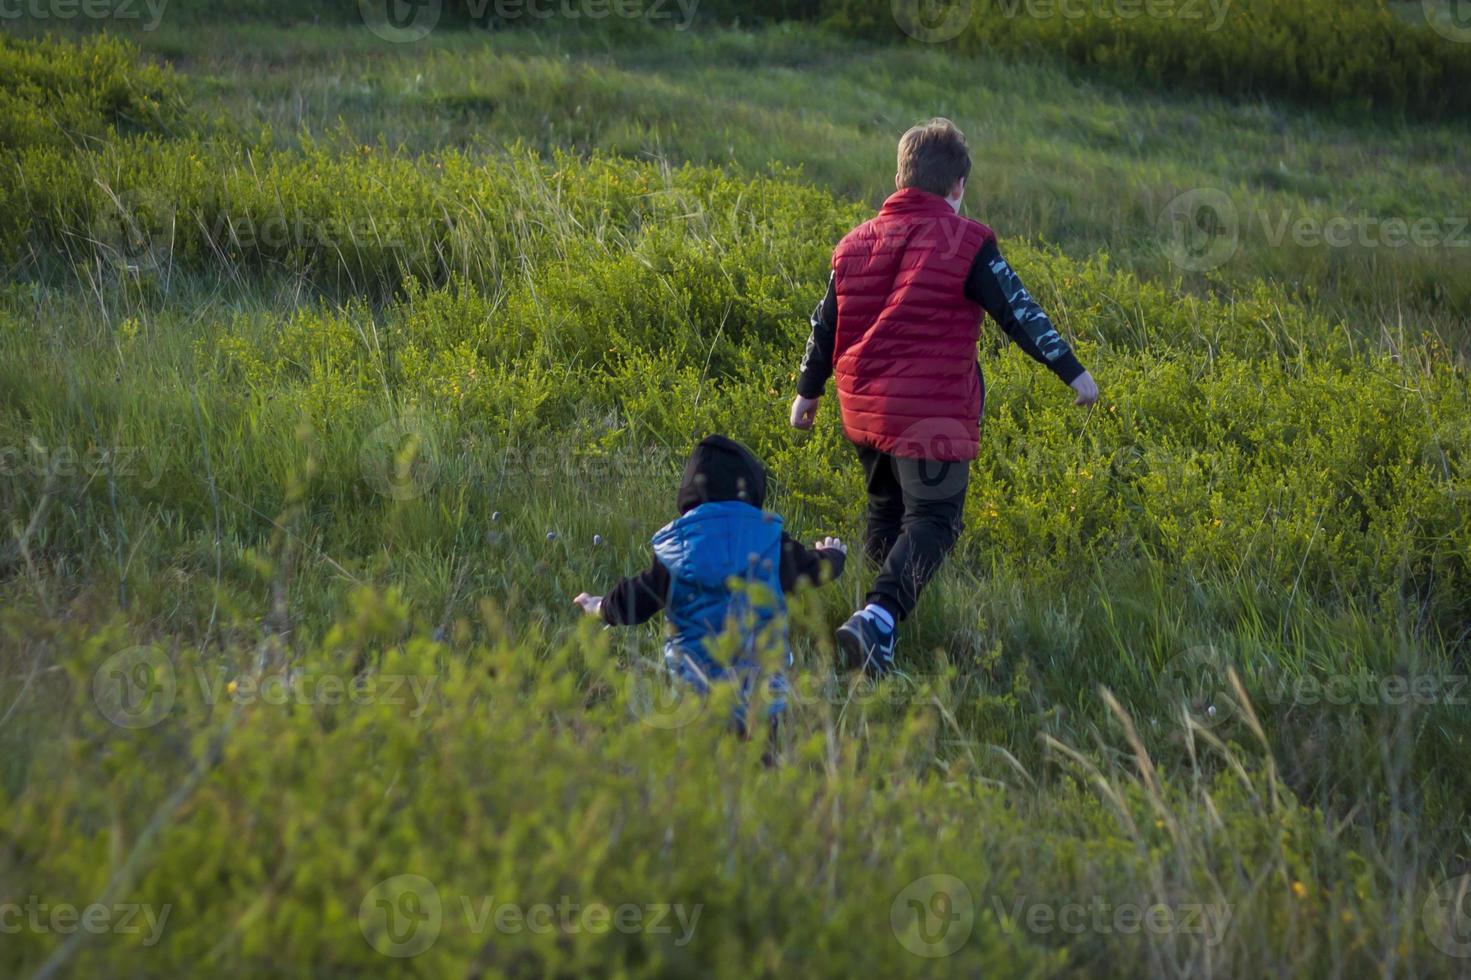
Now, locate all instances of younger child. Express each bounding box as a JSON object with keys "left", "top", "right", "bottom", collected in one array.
[{"left": 574, "top": 435, "right": 846, "bottom": 736}]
